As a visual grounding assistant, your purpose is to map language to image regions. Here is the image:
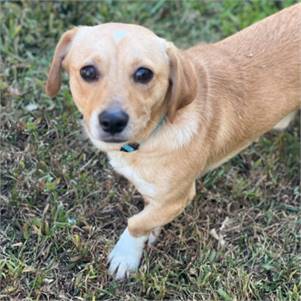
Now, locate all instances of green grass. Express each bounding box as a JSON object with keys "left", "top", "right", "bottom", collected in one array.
[{"left": 0, "top": 1, "right": 300, "bottom": 300}]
